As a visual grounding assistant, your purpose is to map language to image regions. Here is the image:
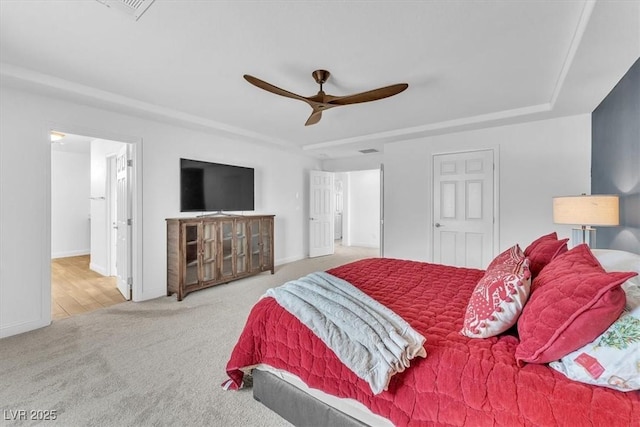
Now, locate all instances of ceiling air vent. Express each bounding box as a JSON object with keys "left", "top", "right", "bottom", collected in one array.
[
  {"left": 95, "top": 0, "right": 155, "bottom": 21},
  {"left": 359, "top": 148, "right": 380, "bottom": 154}
]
